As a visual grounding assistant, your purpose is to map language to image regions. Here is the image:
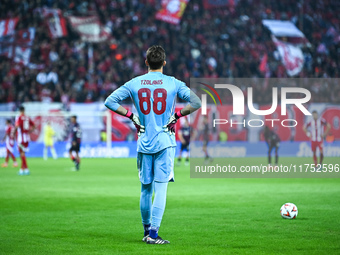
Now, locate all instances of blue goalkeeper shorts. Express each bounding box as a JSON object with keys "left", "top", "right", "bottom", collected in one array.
[{"left": 137, "top": 147, "right": 175, "bottom": 184}]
